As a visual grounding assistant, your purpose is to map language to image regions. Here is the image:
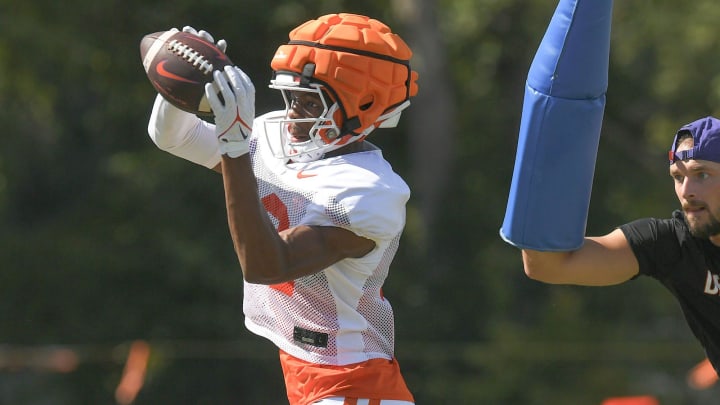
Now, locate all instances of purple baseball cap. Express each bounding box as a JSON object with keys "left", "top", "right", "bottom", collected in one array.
[{"left": 669, "top": 116, "right": 720, "bottom": 164}]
